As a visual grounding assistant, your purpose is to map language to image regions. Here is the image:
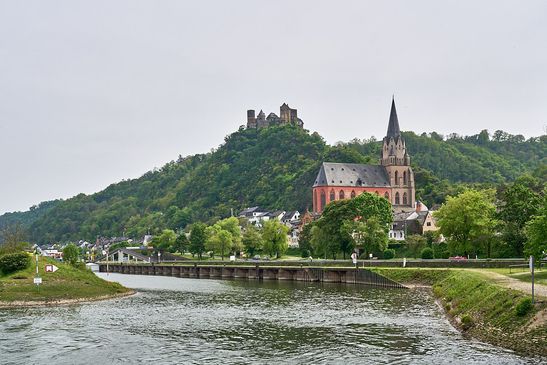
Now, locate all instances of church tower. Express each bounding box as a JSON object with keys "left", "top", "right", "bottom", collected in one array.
[{"left": 381, "top": 98, "right": 415, "bottom": 211}]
